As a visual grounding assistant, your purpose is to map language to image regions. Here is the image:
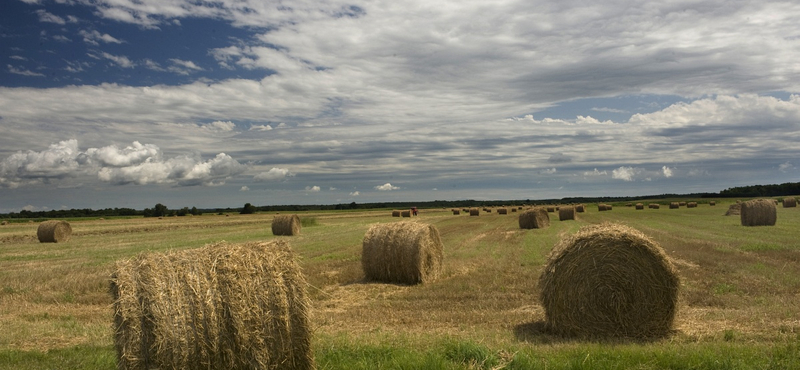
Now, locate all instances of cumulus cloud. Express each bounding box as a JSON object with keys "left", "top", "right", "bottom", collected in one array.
[
  {"left": 662, "top": 166, "right": 673, "bottom": 178},
  {"left": 779, "top": 161, "right": 794, "bottom": 173},
  {"left": 240, "top": 185, "right": 249, "bottom": 191},
  {"left": 85, "top": 141, "right": 160, "bottom": 167},
  {"left": 583, "top": 168, "right": 608, "bottom": 176},
  {"left": 207, "top": 120, "right": 236, "bottom": 132},
  {"left": 254, "top": 167, "right": 292, "bottom": 181},
  {"left": 612, "top": 166, "right": 638, "bottom": 181},
  {"left": 97, "top": 152, "right": 246, "bottom": 186},
  {"left": 0, "top": 139, "right": 84, "bottom": 188},
  {"left": 375, "top": 183, "right": 399, "bottom": 191},
  {"left": 350, "top": 191, "right": 359, "bottom": 196},
  {"left": 305, "top": 185, "right": 320, "bottom": 192},
  {"left": 249, "top": 124, "right": 273, "bottom": 131}
]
